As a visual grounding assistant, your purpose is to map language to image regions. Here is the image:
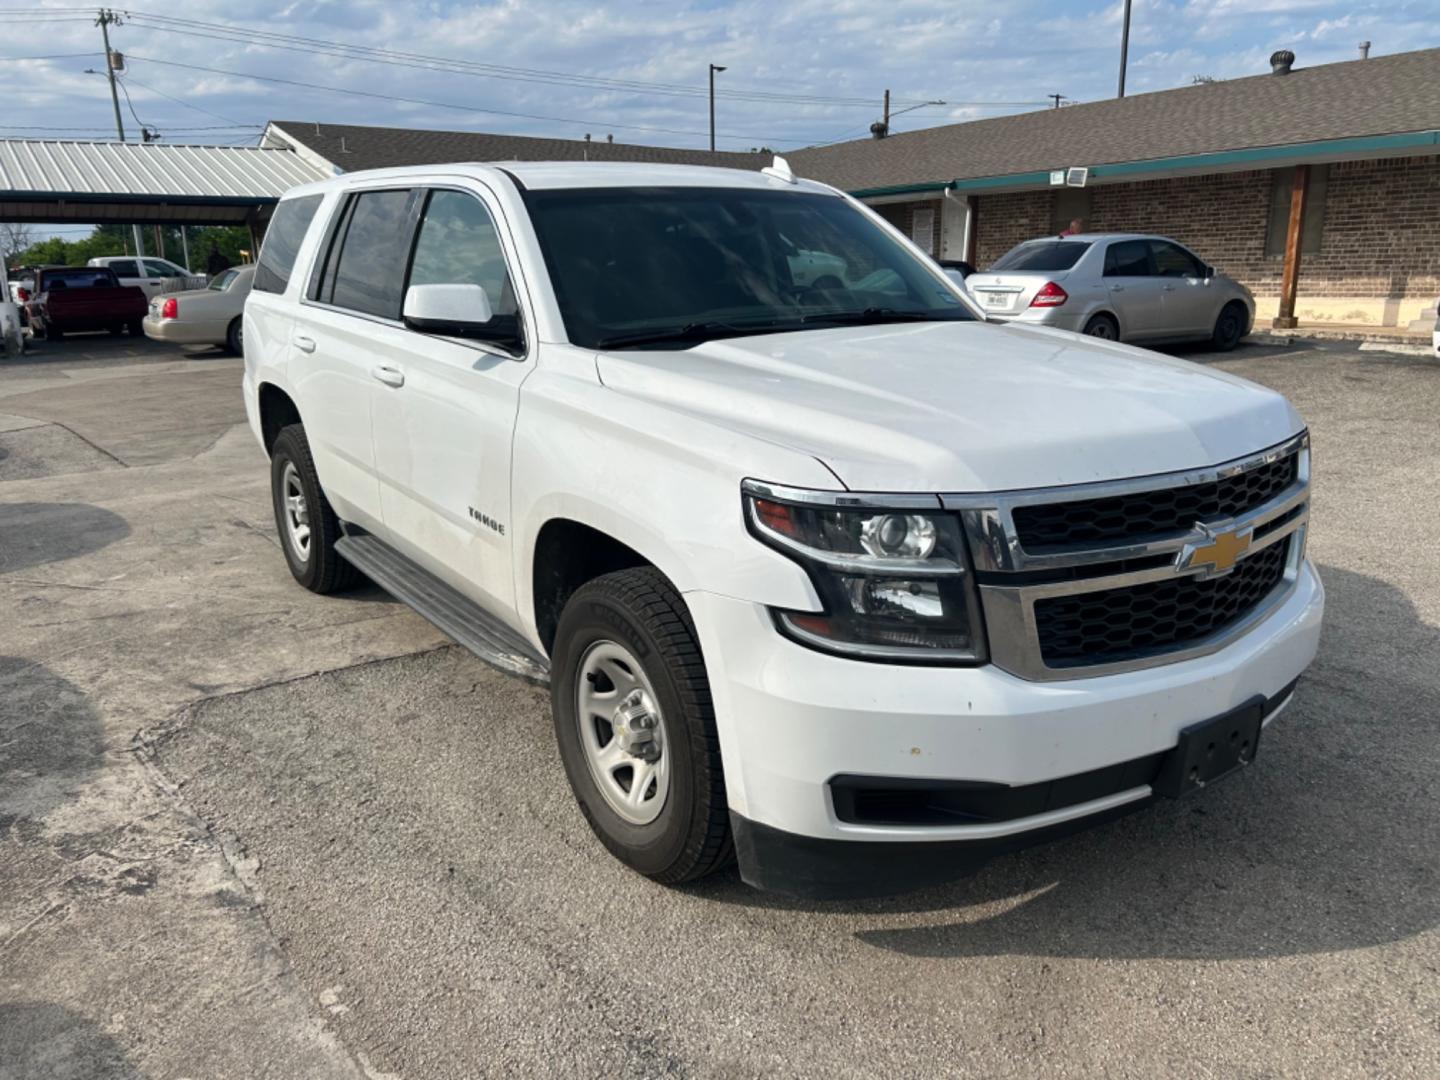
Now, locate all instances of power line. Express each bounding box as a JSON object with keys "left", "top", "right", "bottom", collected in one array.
[
  {"left": 0, "top": 52, "right": 103, "bottom": 61},
  {"left": 118, "top": 11, "right": 933, "bottom": 109},
  {"left": 116, "top": 71, "right": 250, "bottom": 127},
  {"left": 123, "top": 54, "right": 832, "bottom": 146}
]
